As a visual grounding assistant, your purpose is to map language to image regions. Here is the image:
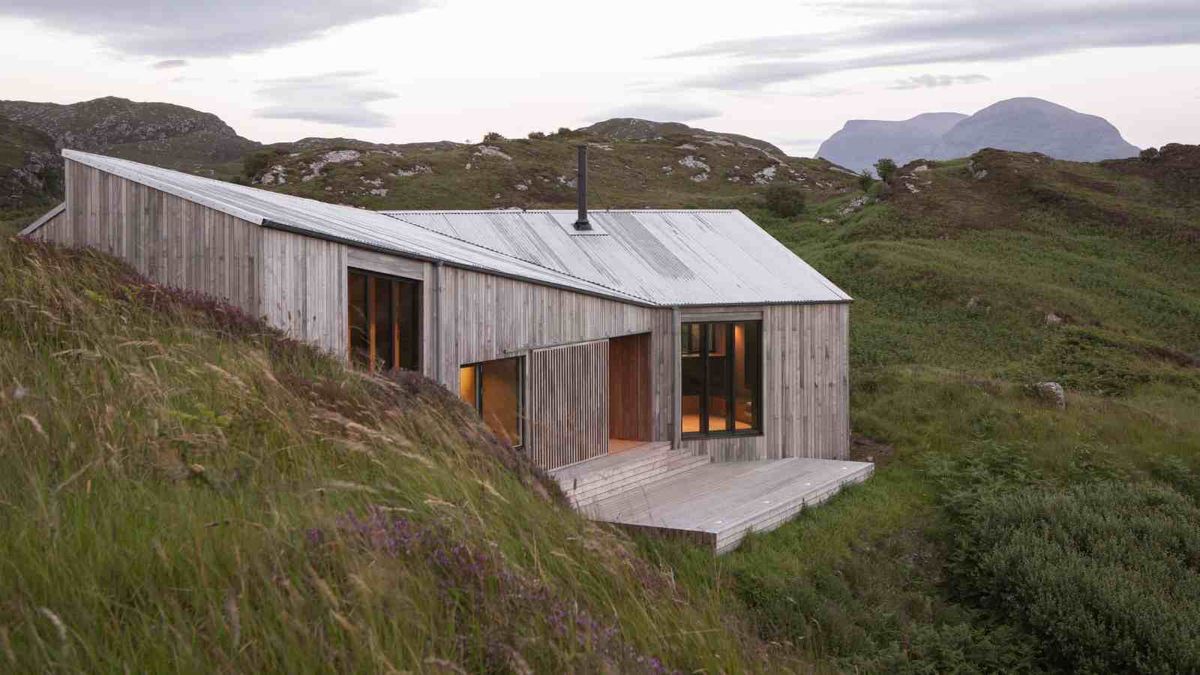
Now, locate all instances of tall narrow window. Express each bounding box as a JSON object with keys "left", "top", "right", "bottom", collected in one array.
[
  {"left": 347, "top": 268, "right": 421, "bottom": 372},
  {"left": 680, "top": 320, "right": 761, "bottom": 437},
  {"left": 459, "top": 357, "right": 524, "bottom": 448}
]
